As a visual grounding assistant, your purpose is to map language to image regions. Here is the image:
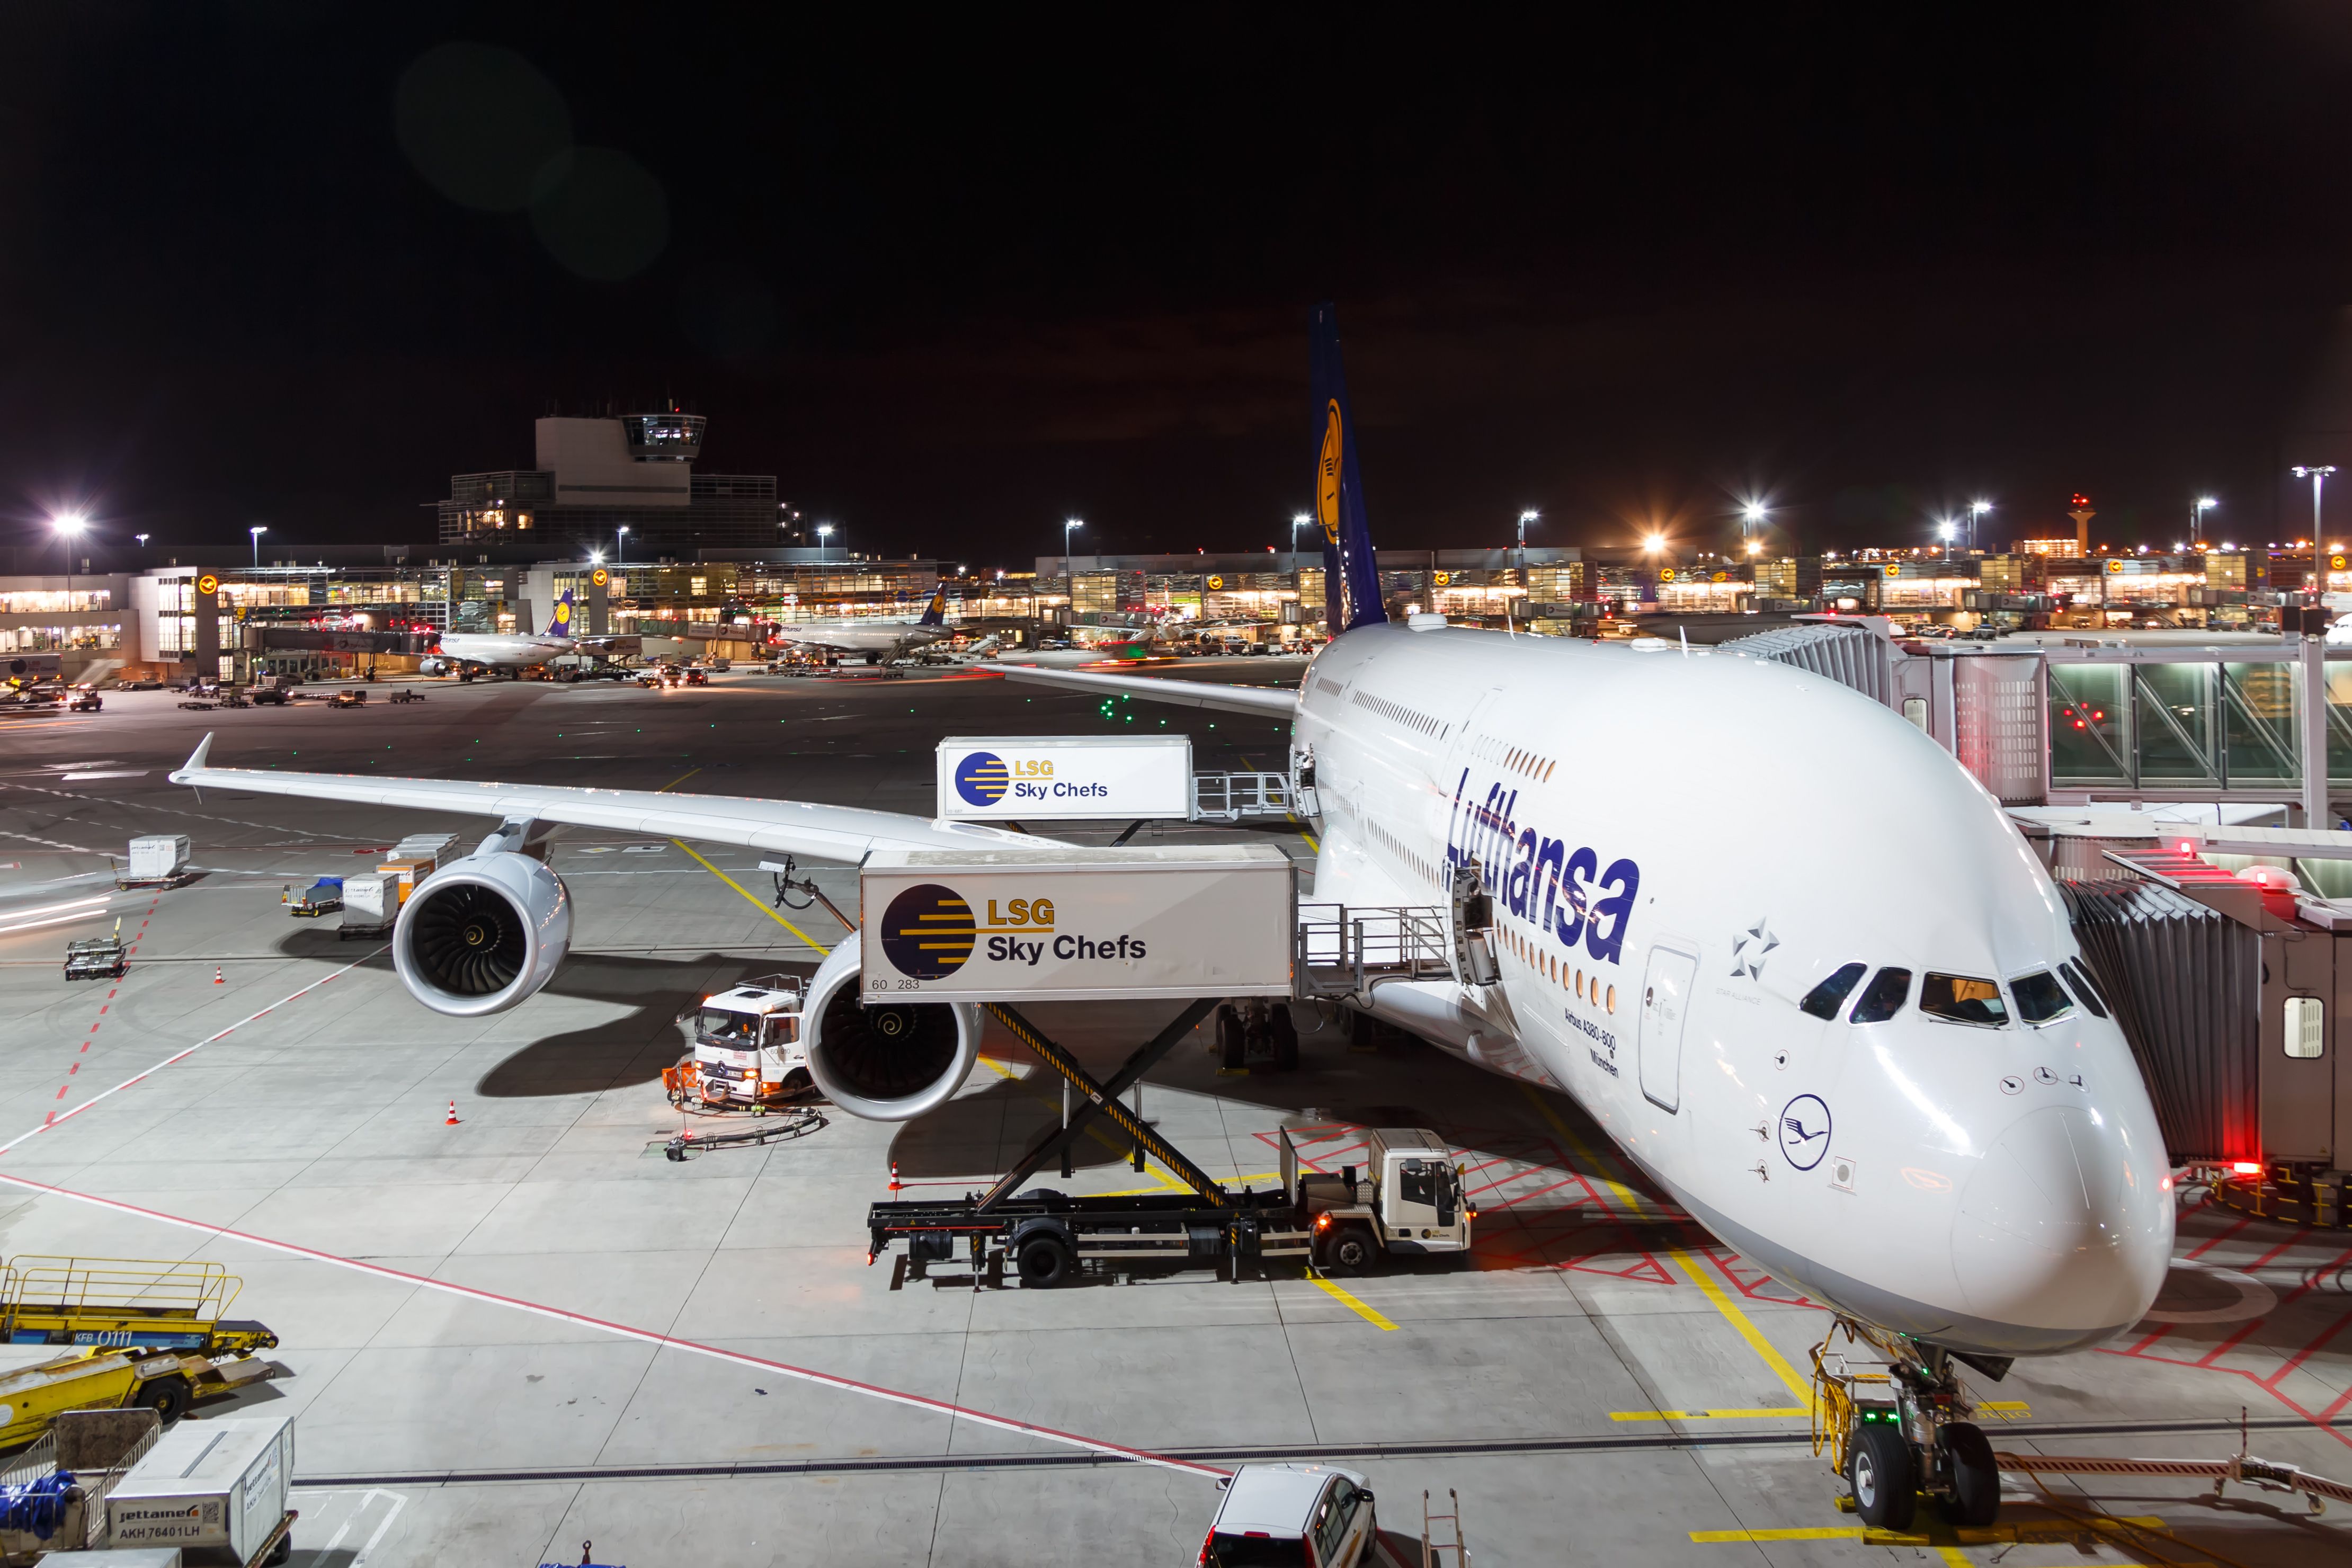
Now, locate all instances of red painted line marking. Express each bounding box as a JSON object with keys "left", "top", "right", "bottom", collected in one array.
[
  {"left": 2197, "top": 1245, "right": 2352, "bottom": 1368},
  {"left": 2123, "top": 1323, "right": 2173, "bottom": 1355},
  {"left": 93, "top": 1008, "right": 105, "bottom": 1018},
  {"left": 0, "top": 950, "right": 386, "bottom": 1161},
  {"left": 0, "top": 1174, "right": 1226, "bottom": 1478},
  {"left": 2185, "top": 1216, "right": 2252, "bottom": 1261},
  {"left": 2243, "top": 1236, "right": 2305, "bottom": 1273},
  {"left": 65, "top": 1065, "right": 76, "bottom": 1076},
  {"left": 2268, "top": 1302, "right": 2352, "bottom": 1391}
]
